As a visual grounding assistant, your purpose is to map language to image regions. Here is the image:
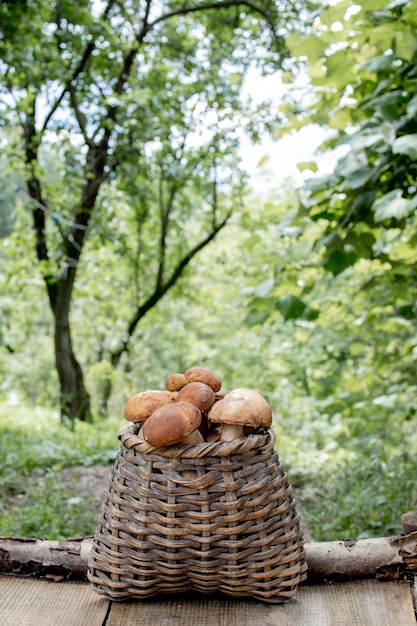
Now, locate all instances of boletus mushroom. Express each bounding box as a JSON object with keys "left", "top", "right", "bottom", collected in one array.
[
  {"left": 123, "top": 390, "right": 173, "bottom": 423},
  {"left": 175, "top": 381, "right": 216, "bottom": 413},
  {"left": 166, "top": 372, "right": 188, "bottom": 392},
  {"left": 184, "top": 366, "right": 222, "bottom": 393},
  {"left": 142, "top": 401, "right": 203, "bottom": 447},
  {"left": 208, "top": 387, "right": 272, "bottom": 441}
]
